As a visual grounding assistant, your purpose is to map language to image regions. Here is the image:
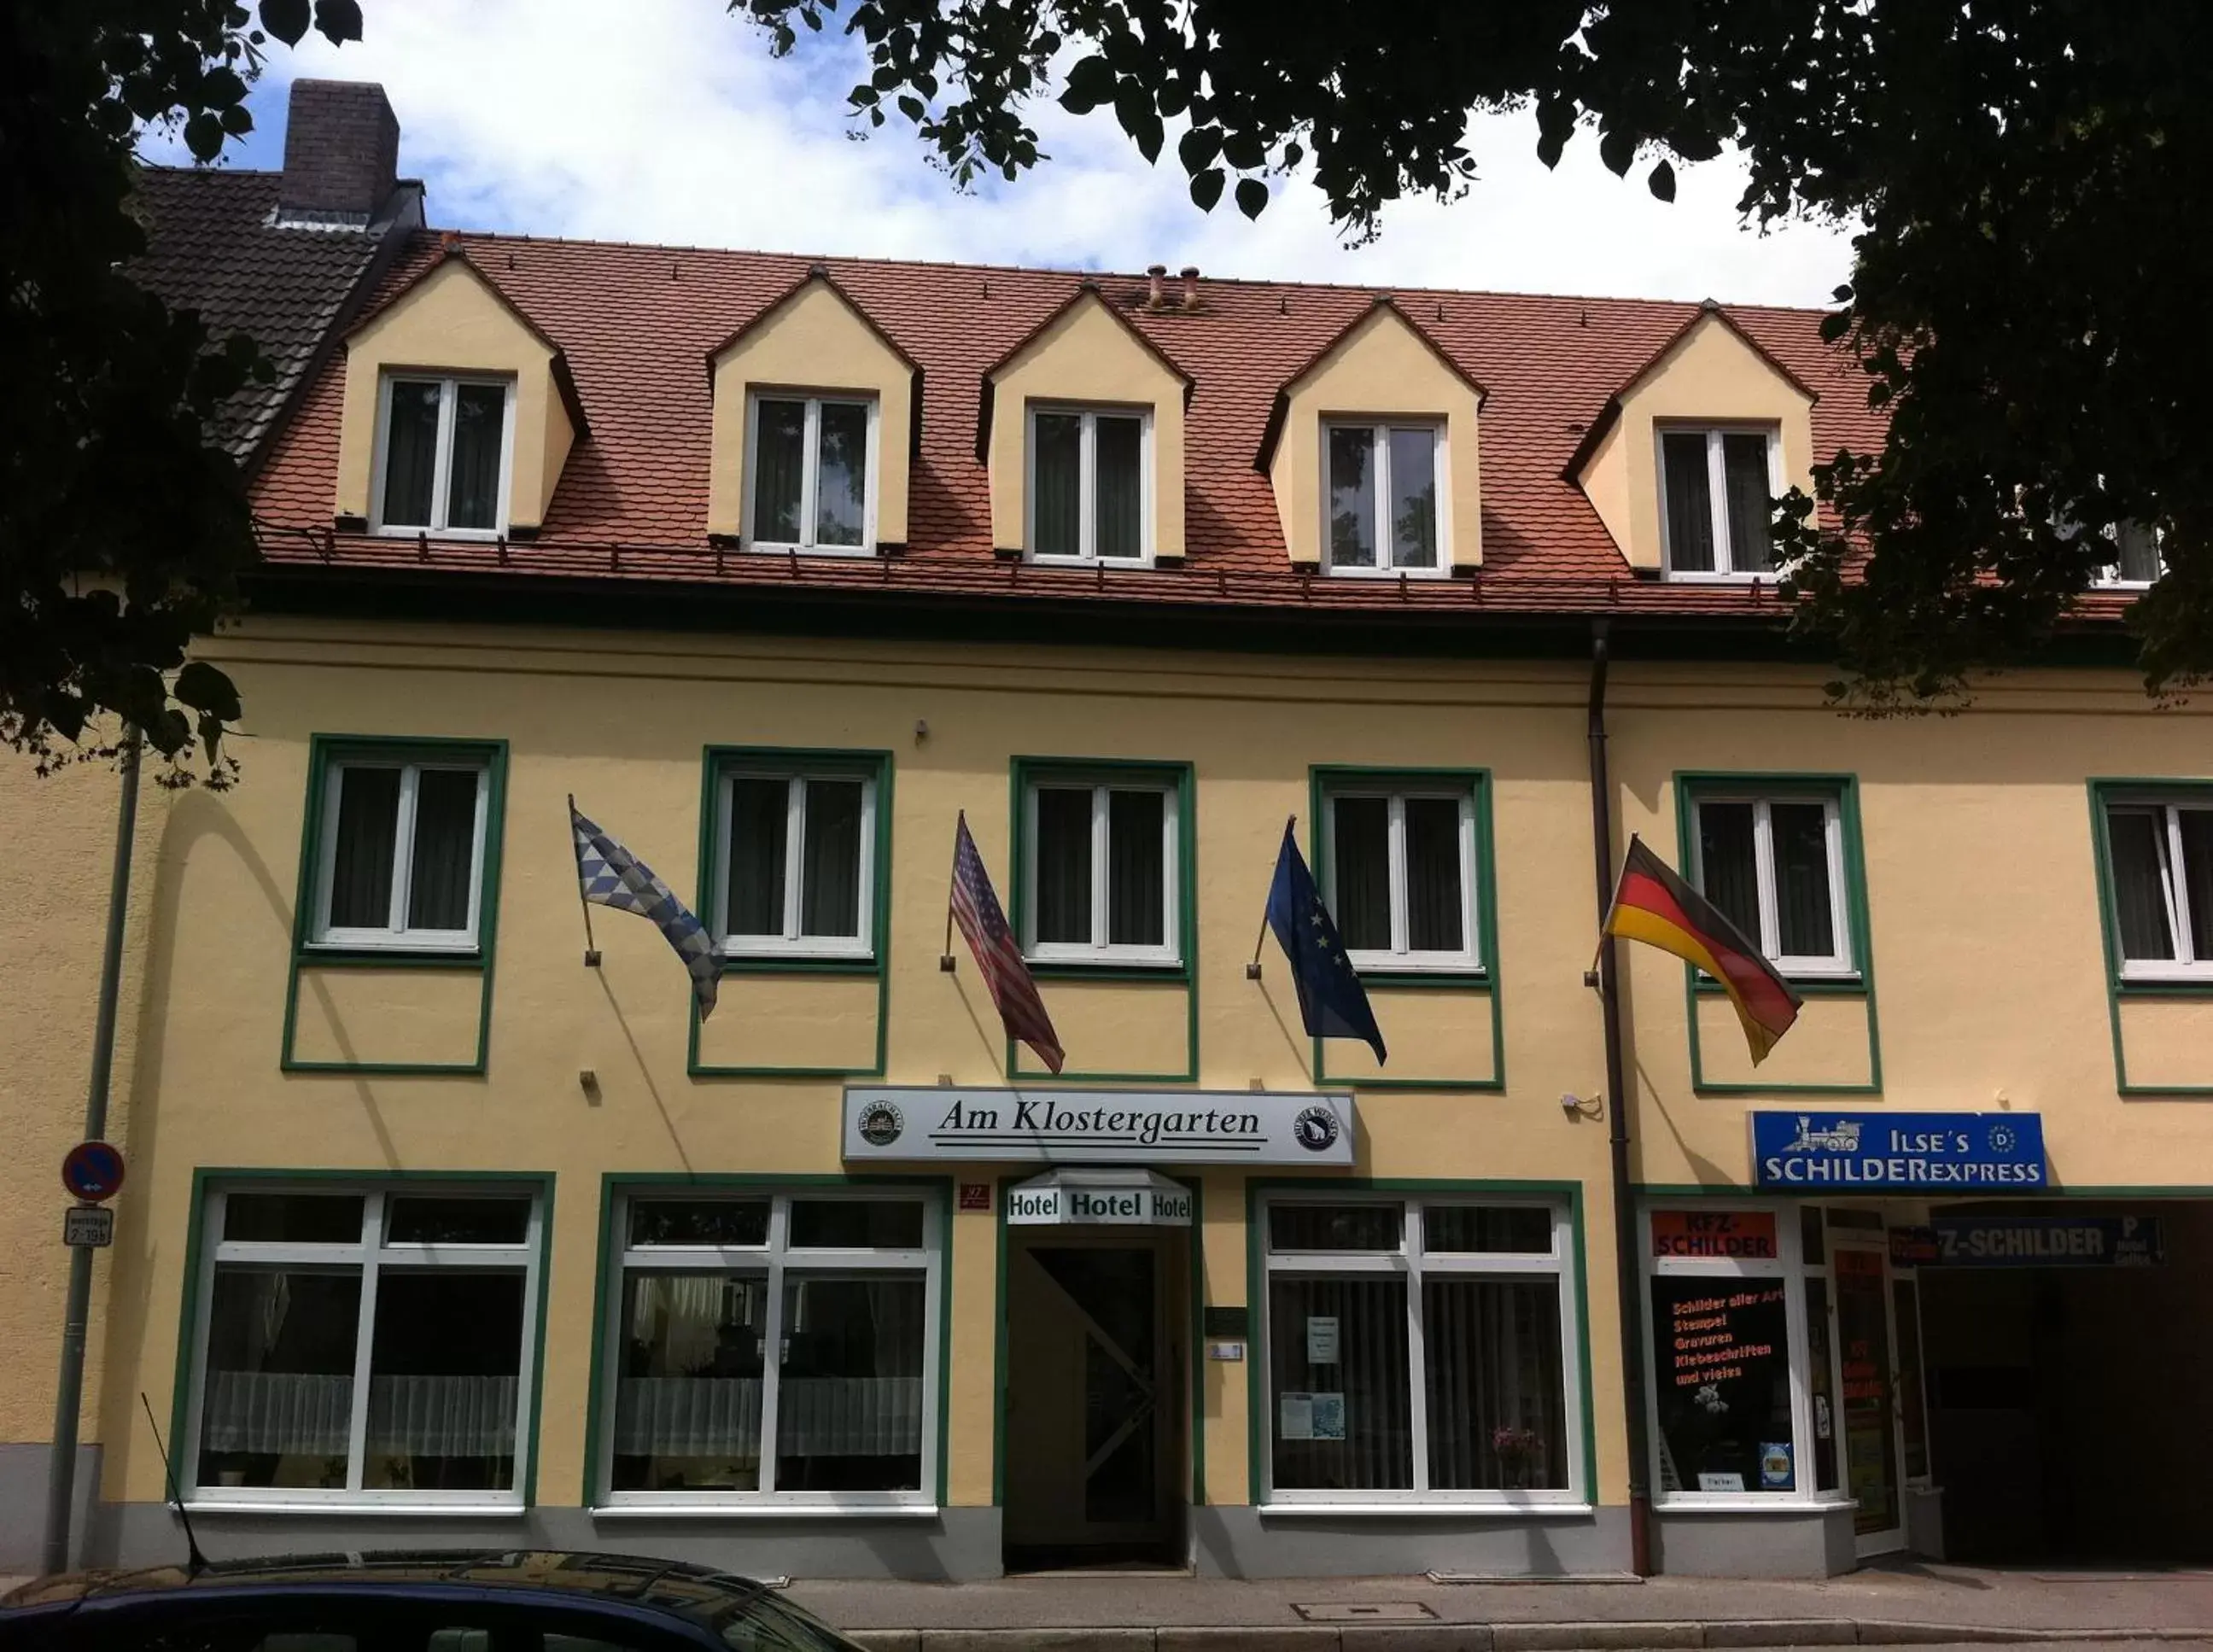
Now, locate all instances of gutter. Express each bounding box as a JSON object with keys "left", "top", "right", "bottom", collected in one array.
[{"left": 1586, "top": 619, "right": 1653, "bottom": 1576}]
